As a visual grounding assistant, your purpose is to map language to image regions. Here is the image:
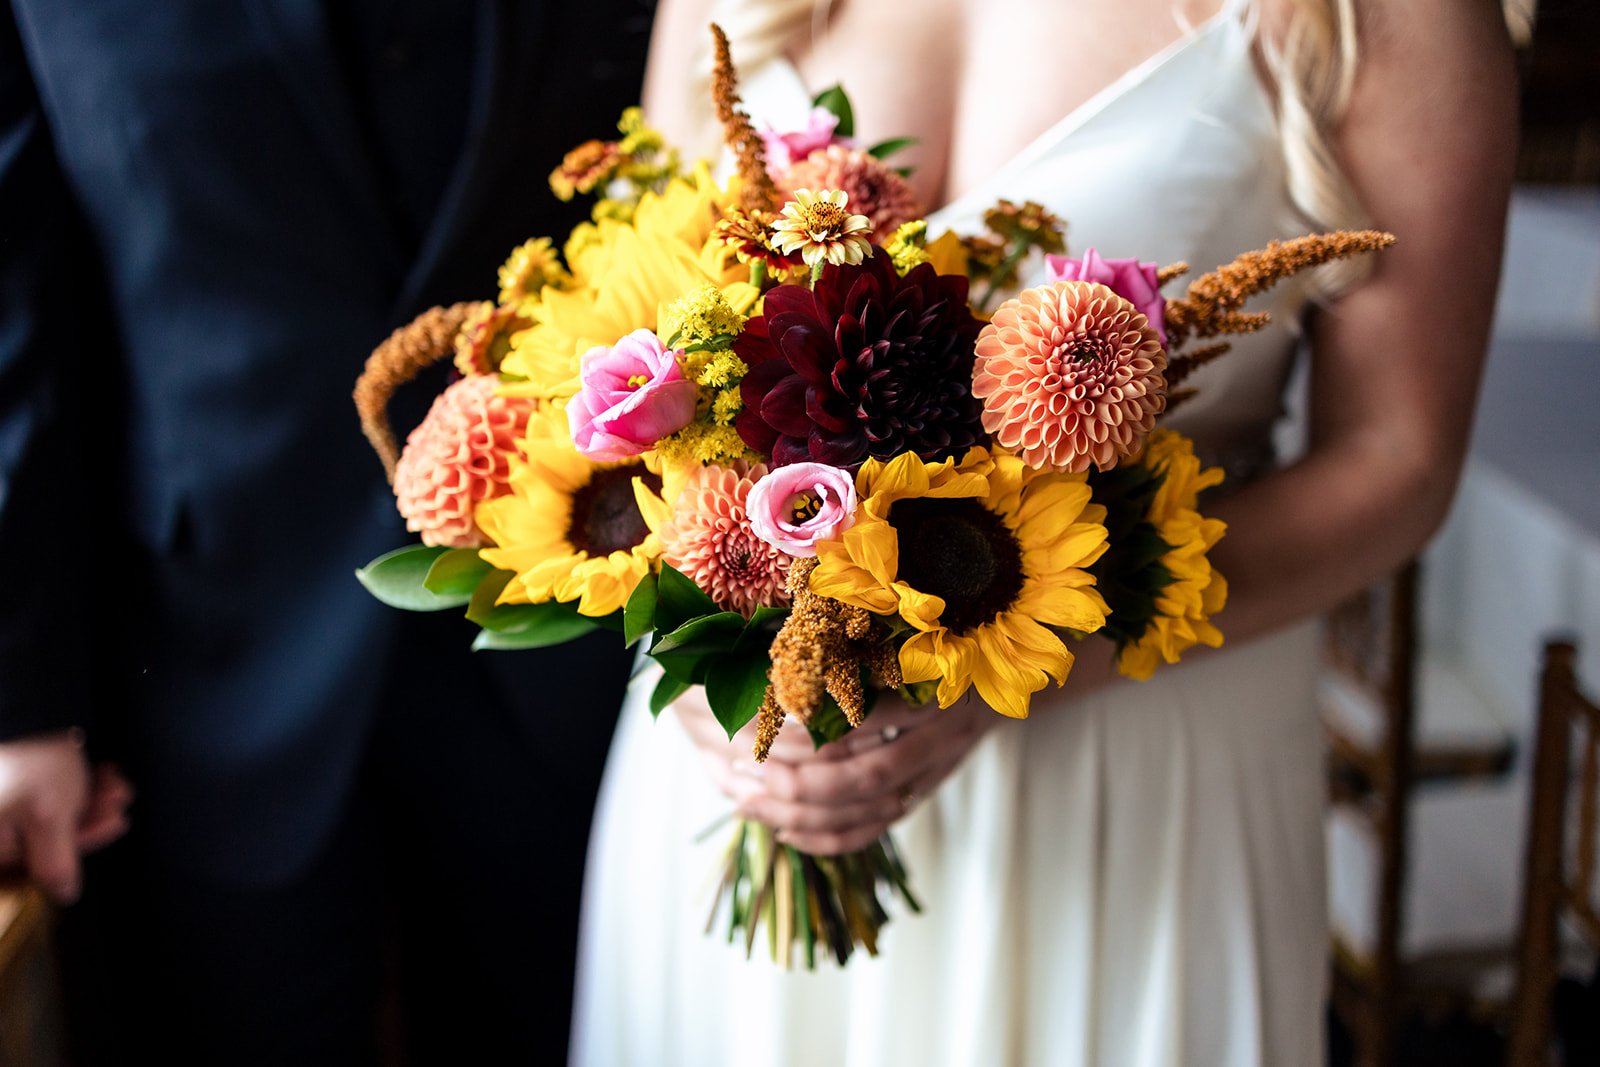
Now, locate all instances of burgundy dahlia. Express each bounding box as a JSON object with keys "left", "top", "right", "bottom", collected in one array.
[{"left": 735, "top": 253, "right": 986, "bottom": 469}]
